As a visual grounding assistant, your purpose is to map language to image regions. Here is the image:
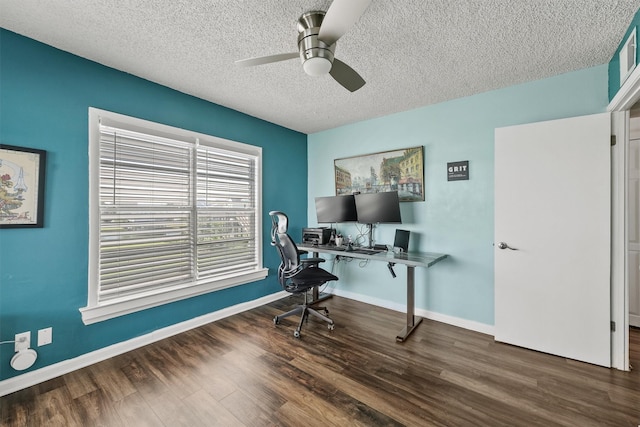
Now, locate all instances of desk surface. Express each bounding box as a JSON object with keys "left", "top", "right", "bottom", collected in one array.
[{"left": 297, "top": 243, "right": 448, "bottom": 268}]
